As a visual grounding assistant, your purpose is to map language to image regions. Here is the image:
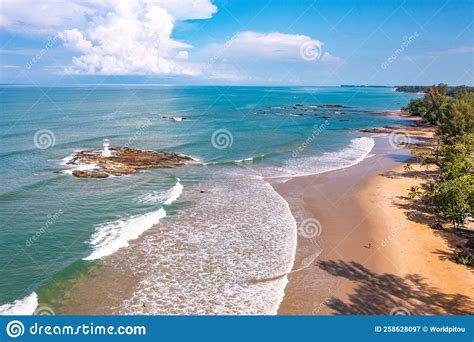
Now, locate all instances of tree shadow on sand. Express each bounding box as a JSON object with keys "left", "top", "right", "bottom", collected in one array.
[
  {"left": 380, "top": 168, "right": 438, "bottom": 181},
  {"left": 387, "top": 170, "right": 473, "bottom": 256},
  {"left": 317, "top": 260, "right": 474, "bottom": 315},
  {"left": 394, "top": 194, "right": 437, "bottom": 226}
]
